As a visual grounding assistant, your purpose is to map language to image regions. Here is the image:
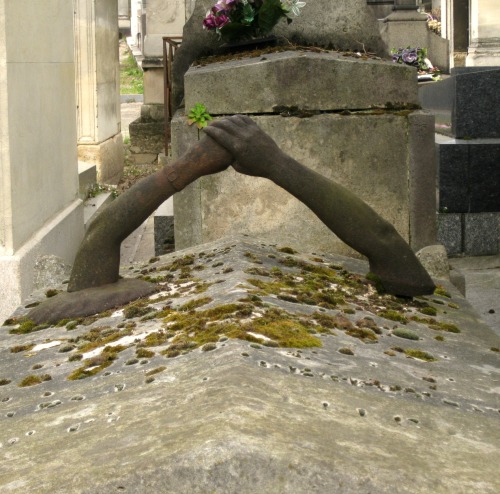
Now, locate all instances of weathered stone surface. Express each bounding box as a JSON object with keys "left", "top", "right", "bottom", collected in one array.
[
  {"left": 416, "top": 245, "right": 449, "bottom": 280},
  {"left": 32, "top": 255, "right": 72, "bottom": 291},
  {"left": 1, "top": 237, "right": 499, "bottom": 493},
  {"left": 185, "top": 51, "right": 418, "bottom": 115},
  {"left": 173, "top": 111, "right": 436, "bottom": 256},
  {"left": 129, "top": 118, "right": 165, "bottom": 155}
]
